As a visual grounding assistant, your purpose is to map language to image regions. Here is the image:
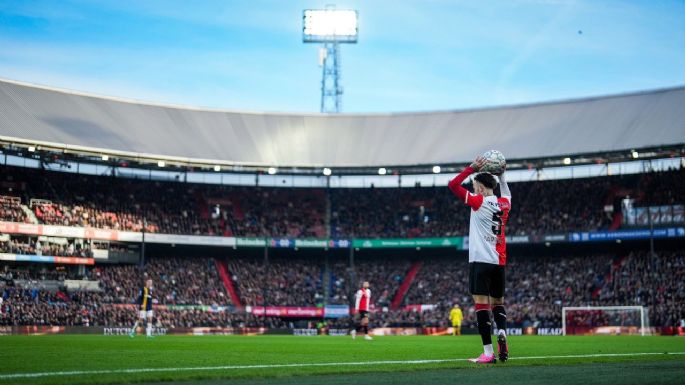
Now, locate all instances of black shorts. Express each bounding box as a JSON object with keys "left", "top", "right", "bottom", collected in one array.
[{"left": 469, "top": 262, "right": 505, "bottom": 298}]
